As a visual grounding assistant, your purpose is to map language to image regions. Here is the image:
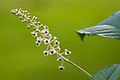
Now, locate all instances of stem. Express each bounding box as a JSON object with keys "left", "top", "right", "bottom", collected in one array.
[
  {"left": 58, "top": 53, "right": 92, "bottom": 78},
  {"left": 68, "top": 60, "right": 92, "bottom": 78}
]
